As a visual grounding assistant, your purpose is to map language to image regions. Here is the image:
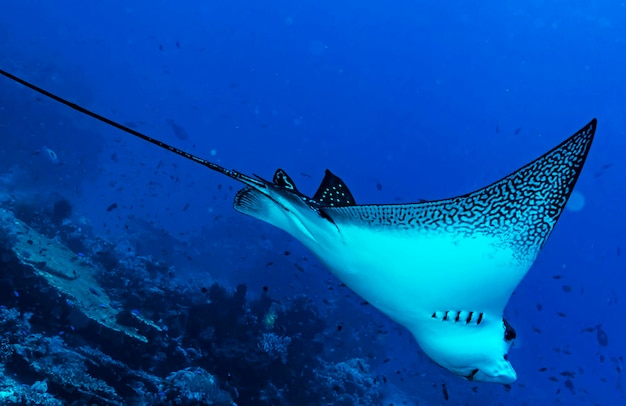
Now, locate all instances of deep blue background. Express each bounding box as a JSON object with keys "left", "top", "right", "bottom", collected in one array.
[{"left": 1, "top": 1, "right": 625, "bottom": 404}]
